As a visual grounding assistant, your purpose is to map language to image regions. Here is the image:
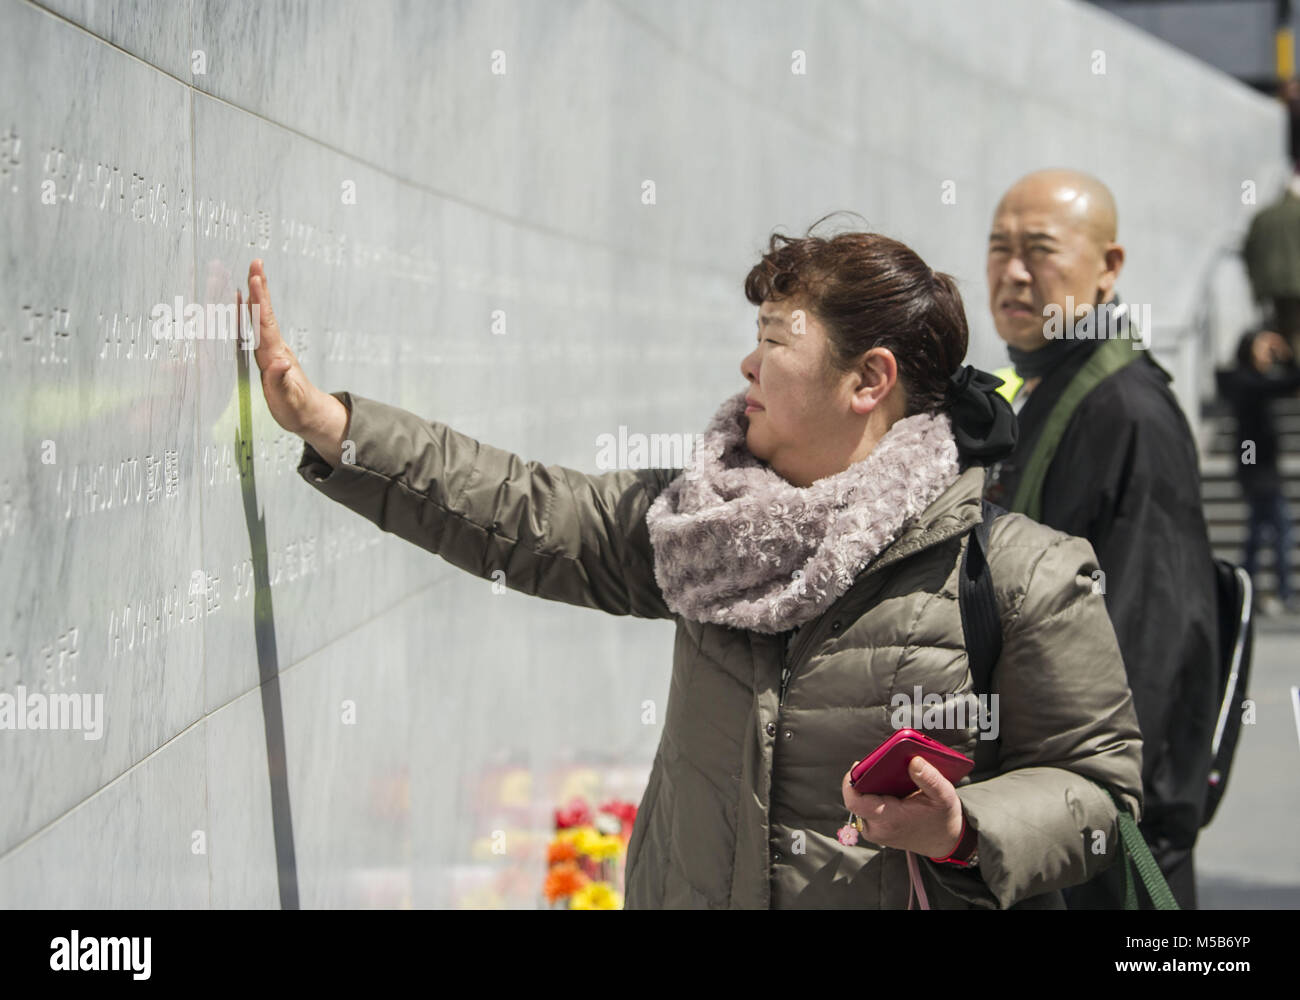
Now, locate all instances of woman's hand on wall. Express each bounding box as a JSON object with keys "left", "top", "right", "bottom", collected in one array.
[
  {"left": 841, "top": 756, "right": 964, "bottom": 858},
  {"left": 244, "top": 258, "right": 349, "bottom": 467}
]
